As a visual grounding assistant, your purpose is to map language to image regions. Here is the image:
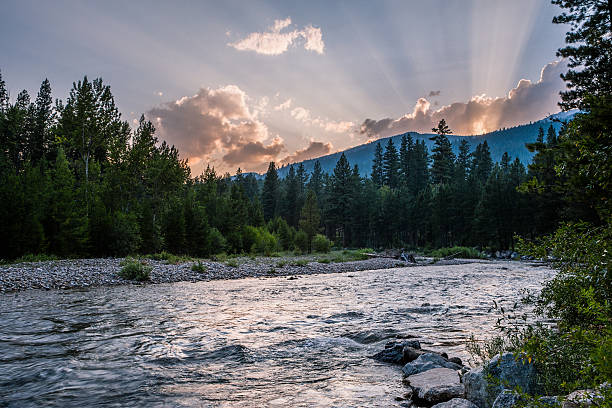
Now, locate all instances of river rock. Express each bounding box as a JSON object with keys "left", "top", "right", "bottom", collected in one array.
[
  {"left": 372, "top": 340, "right": 421, "bottom": 364},
  {"left": 464, "top": 353, "right": 536, "bottom": 408},
  {"left": 562, "top": 389, "right": 603, "bottom": 408},
  {"left": 492, "top": 390, "right": 560, "bottom": 408},
  {"left": 432, "top": 398, "right": 480, "bottom": 408},
  {"left": 402, "top": 353, "right": 462, "bottom": 376},
  {"left": 406, "top": 367, "right": 464, "bottom": 405}
]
